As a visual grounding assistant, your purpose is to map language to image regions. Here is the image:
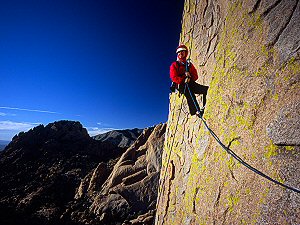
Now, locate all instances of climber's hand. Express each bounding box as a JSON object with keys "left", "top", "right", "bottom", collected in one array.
[
  {"left": 185, "top": 72, "right": 191, "bottom": 78},
  {"left": 185, "top": 72, "right": 191, "bottom": 83}
]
